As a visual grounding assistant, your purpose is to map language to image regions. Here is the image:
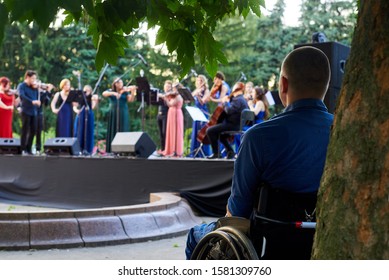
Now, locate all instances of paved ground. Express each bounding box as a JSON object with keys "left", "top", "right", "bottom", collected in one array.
[{"left": 0, "top": 203, "right": 216, "bottom": 260}]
